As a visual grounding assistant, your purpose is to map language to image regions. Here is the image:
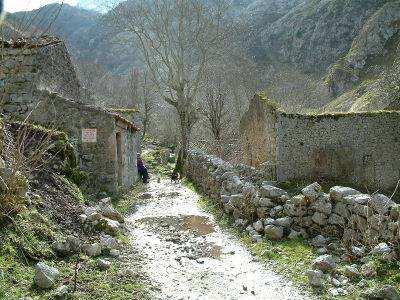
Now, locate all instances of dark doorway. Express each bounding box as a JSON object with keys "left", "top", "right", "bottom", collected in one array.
[{"left": 116, "top": 132, "right": 123, "bottom": 186}]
